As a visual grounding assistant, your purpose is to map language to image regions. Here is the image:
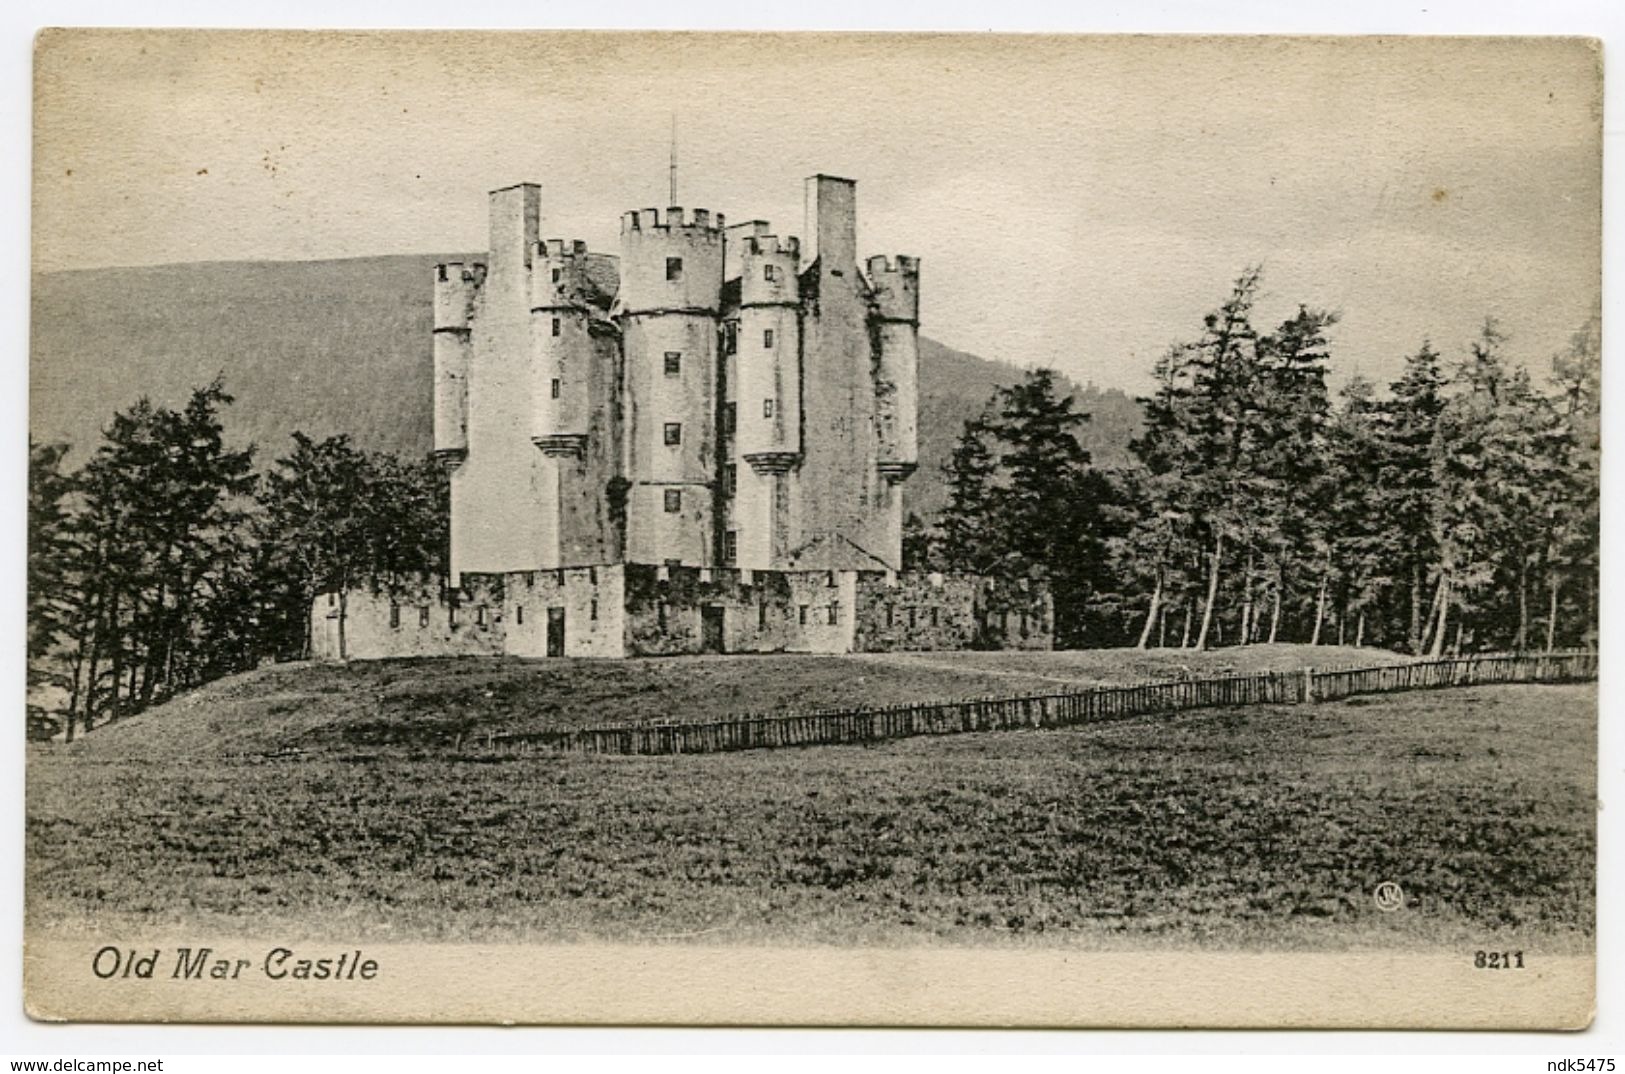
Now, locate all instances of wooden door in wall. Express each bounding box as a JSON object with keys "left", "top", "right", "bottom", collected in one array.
[
  {"left": 698, "top": 604, "right": 724, "bottom": 653},
  {"left": 547, "top": 607, "right": 565, "bottom": 657},
  {"left": 701, "top": 605, "right": 726, "bottom": 654}
]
